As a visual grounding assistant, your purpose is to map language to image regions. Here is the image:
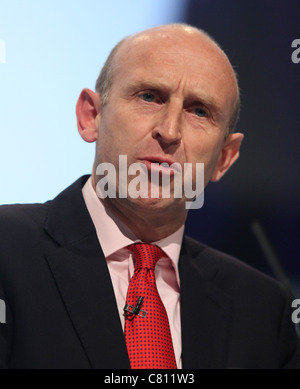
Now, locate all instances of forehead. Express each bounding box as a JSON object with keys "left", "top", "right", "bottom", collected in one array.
[{"left": 112, "top": 30, "right": 237, "bottom": 107}]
